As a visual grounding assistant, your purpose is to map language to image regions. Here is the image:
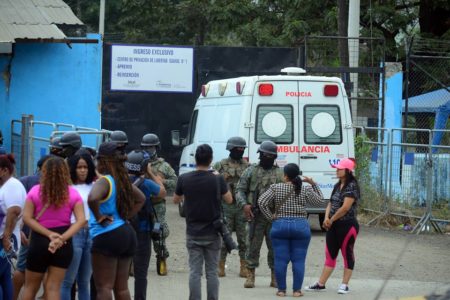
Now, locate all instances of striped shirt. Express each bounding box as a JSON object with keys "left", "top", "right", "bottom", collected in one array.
[{"left": 258, "top": 182, "right": 325, "bottom": 220}]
